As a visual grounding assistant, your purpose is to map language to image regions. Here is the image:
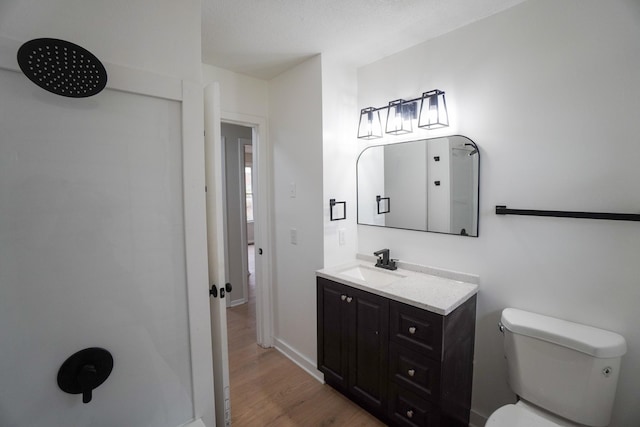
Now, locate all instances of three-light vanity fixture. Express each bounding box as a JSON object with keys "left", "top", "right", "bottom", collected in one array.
[{"left": 357, "top": 89, "right": 448, "bottom": 139}]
